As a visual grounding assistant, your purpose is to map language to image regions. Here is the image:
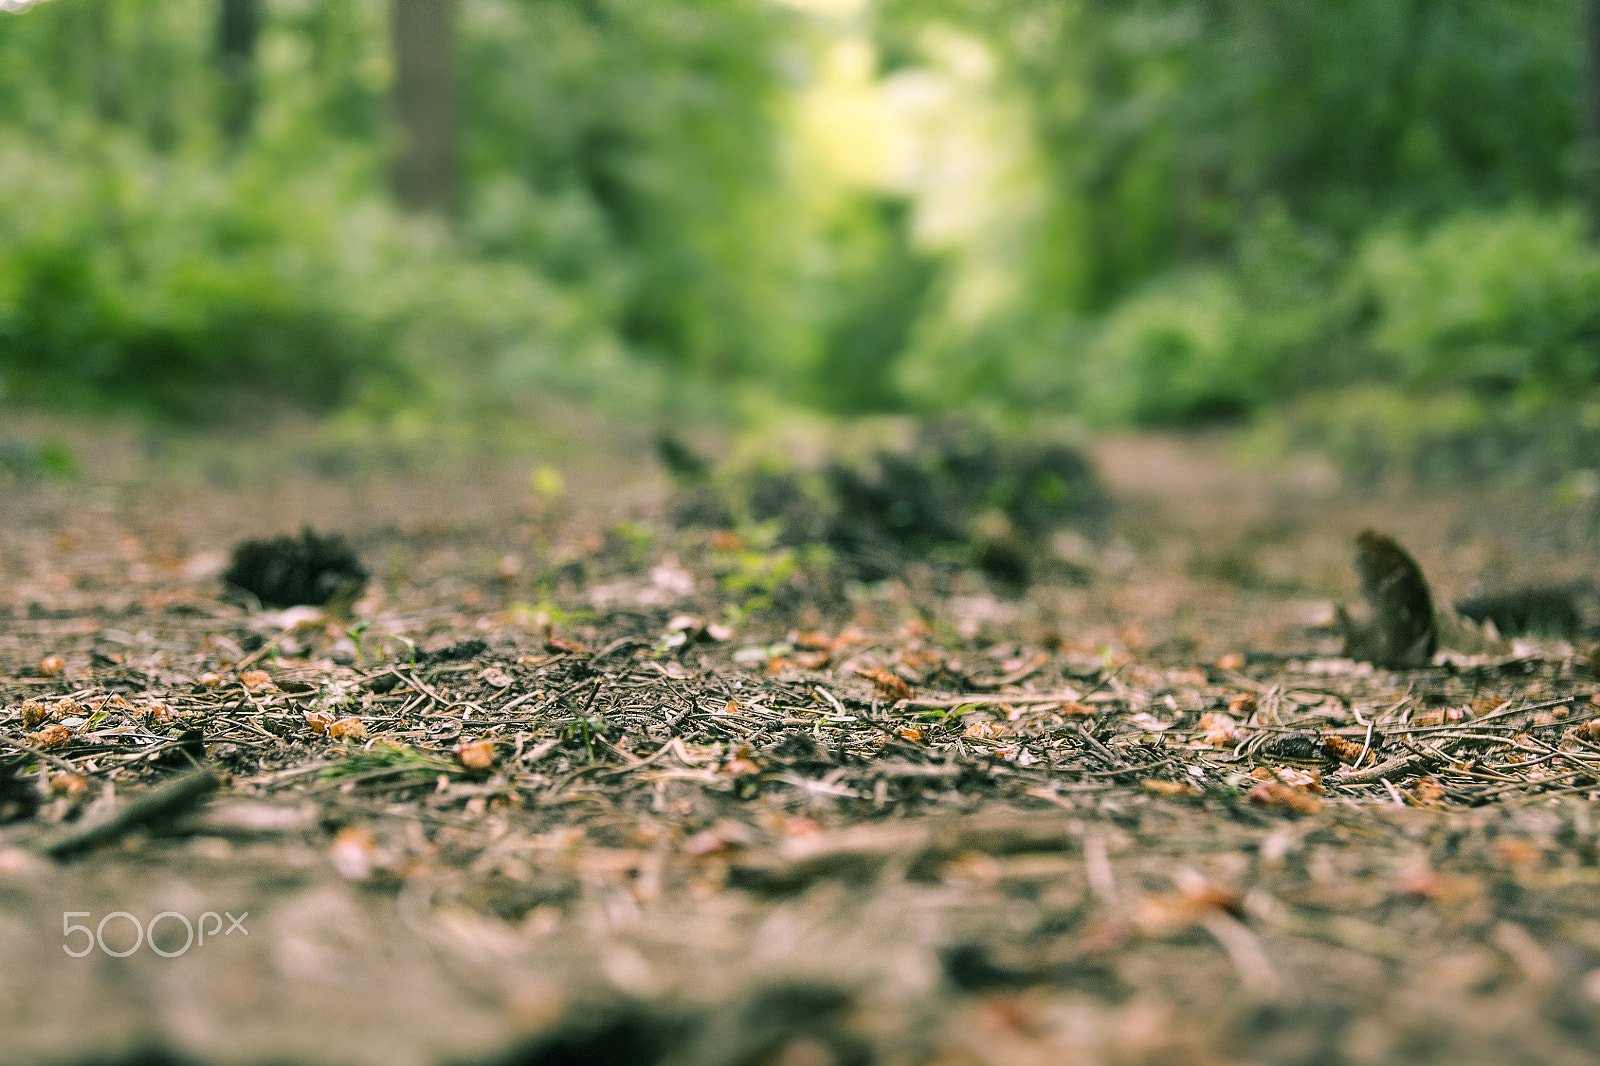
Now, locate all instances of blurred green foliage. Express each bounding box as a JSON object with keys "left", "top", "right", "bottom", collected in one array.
[
  {"left": 0, "top": 0, "right": 797, "bottom": 420},
  {"left": 0, "top": 0, "right": 1596, "bottom": 466}
]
